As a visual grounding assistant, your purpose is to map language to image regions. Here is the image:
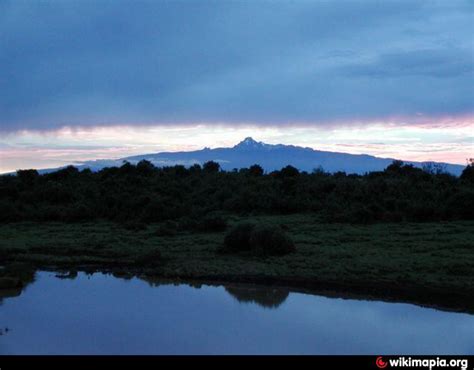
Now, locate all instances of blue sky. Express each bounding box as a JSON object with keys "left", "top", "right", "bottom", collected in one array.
[{"left": 0, "top": 0, "right": 473, "bottom": 172}]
